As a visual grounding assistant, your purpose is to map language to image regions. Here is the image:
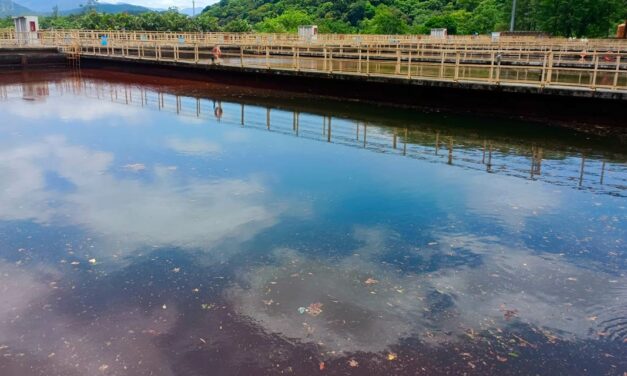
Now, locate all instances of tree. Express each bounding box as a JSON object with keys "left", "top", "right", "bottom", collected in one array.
[
  {"left": 255, "top": 10, "right": 313, "bottom": 33},
  {"left": 465, "top": 0, "right": 502, "bottom": 33},
  {"left": 224, "top": 19, "right": 252, "bottom": 32},
  {"left": 363, "top": 5, "right": 409, "bottom": 34},
  {"left": 537, "top": 0, "right": 623, "bottom": 37}
]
